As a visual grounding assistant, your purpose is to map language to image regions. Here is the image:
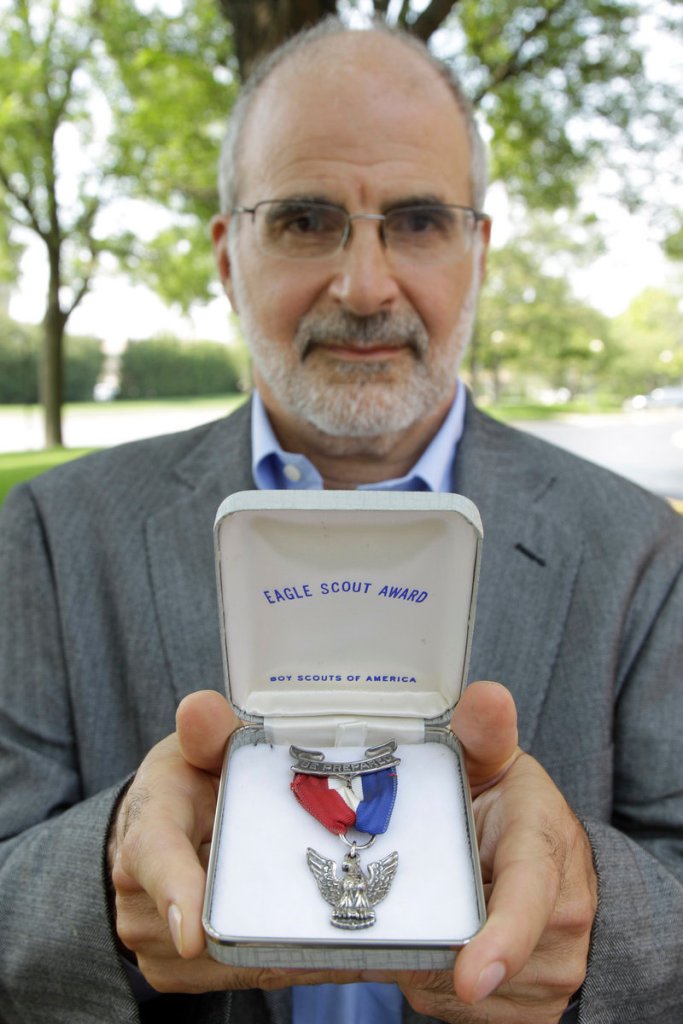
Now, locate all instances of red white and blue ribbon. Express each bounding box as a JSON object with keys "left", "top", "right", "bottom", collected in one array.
[{"left": 291, "top": 766, "right": 398, "bottom": 837}]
